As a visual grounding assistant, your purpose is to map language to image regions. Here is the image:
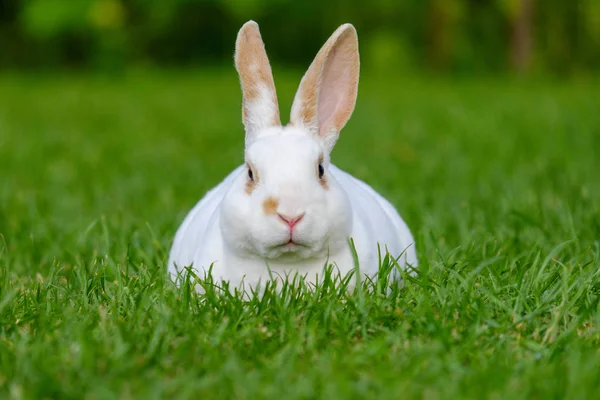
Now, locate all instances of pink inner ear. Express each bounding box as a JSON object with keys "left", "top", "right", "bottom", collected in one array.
[{"left": 317, "top": 38, "right": 357, "bottom": 136}]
